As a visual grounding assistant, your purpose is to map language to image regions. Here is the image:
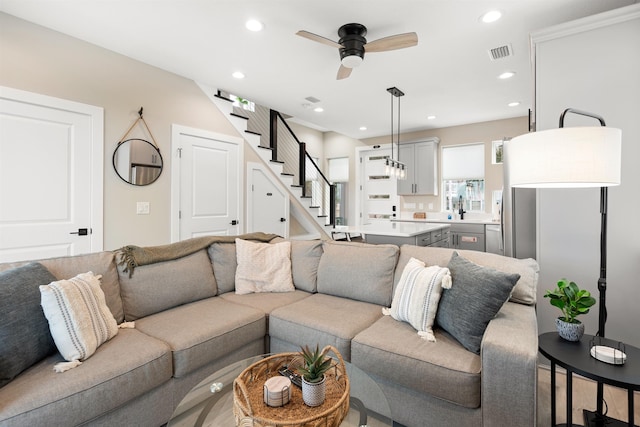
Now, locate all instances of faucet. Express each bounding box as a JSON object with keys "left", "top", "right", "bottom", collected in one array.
[{"left": 458, "top": 196, "right": 466, "bottom": 220}]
